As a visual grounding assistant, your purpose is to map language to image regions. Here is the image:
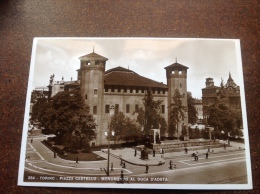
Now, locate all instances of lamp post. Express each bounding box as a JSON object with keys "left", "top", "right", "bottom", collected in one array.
[{"left": 104, "top": 105, "right": 115, "bottom": 176}]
